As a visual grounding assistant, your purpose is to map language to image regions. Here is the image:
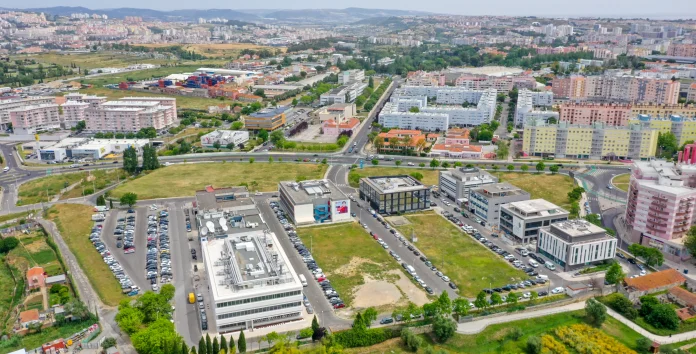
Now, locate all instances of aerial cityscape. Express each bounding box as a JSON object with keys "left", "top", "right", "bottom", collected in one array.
[{"left": 1, "top": 2, "right": 696, "bottom": 354}]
